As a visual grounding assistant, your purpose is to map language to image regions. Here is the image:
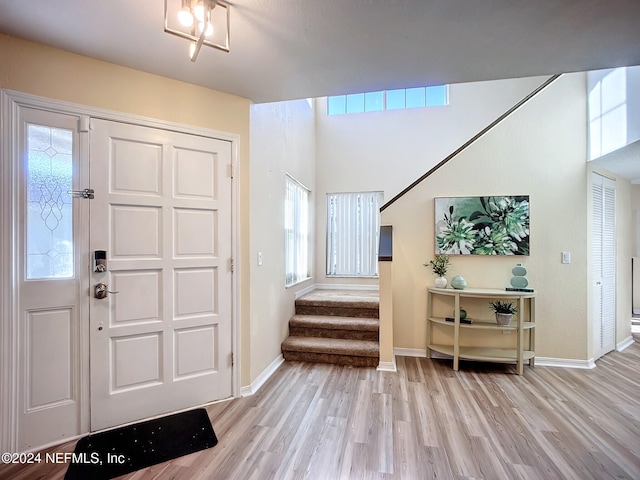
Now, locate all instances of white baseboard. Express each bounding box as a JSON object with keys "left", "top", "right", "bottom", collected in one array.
[
  {"left": 535, "top": 357, "right": 596, "bottom": 369},
  {"left": 394, "top": 347, "right": 427, "bottom": 358},
  {"left": 241, "top": 354, "right": 285, "bottom": 397},
  {"left": 616, "top": 336, "right": 635, "bottom": 352},
  {"left": 312, "top": 283, "right": 379, "bottom": 292},
  {"left": 377, "top": 360, "right": 397, "bottom": 372},
  {"left": 393, "top": 348, "right": 599, "bottom": 369}
]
